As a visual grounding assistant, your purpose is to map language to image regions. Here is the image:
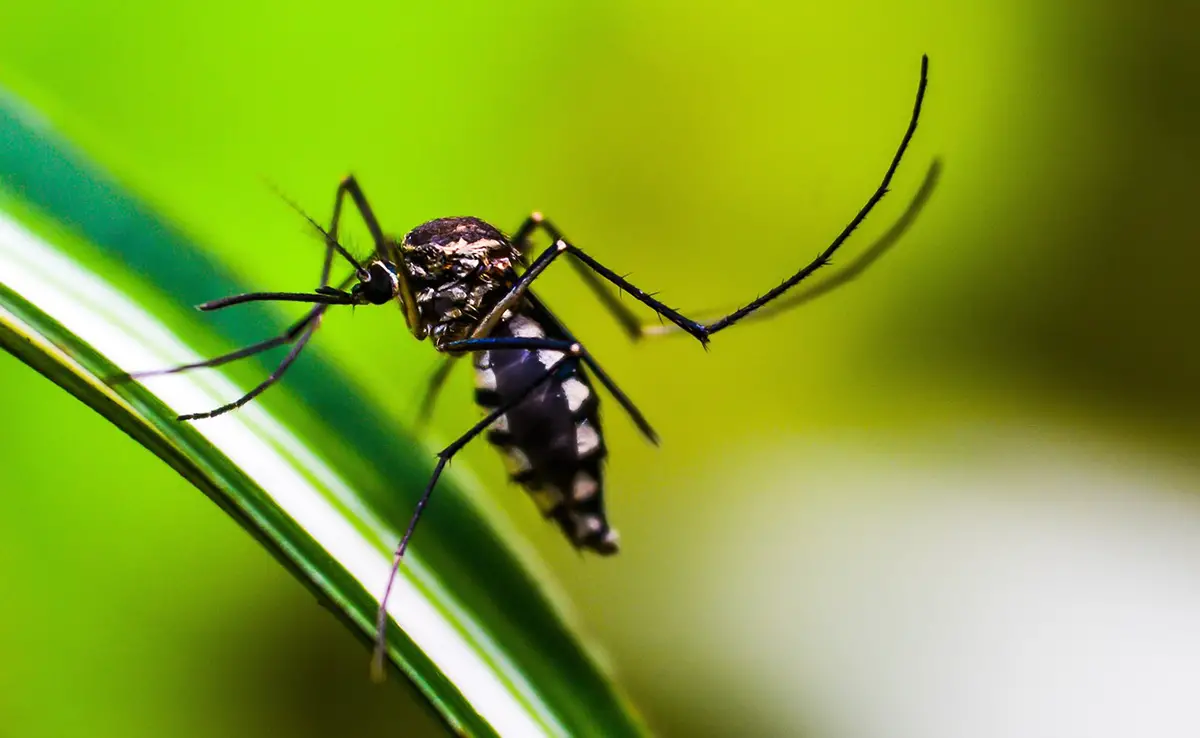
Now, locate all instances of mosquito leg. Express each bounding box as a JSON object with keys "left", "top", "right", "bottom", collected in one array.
[
  {"left": 702, "top": 56, "right": 928, "bottom": 334},
  {"left": 511, "top": 212, "right": 646, "bottom": 340},
  {"left": 162, "top": 249, "right": 358, "bottom": 417},
  {"left": 108, "top": 223, "right": 359, "bottom": 389},
  {"left": 442, "top": 337, "right": 655, "bottom": 442},
  {"left": 372, "top": 348, "right": 581, "bottom": 681},
  {"left": 176, "top": 320, "right": 321, "bottom": 421},
  {"left": 505, "top": 55, "right": 930, "bottom": 343},
  {"left": 414, "top": 356, "right": 459, "bottom": 428},
  {"left": 517, "top": 290, "right": 660, "bottom": 444},
  {"left": 442, "top": 335, "right": 655, "bottom": 446},
  {"left": 154, "top": 180, "right": 375, "bottom": 410},
  {"left": 163, "top": 281, "right": 355, "bottom": 418},
  {"left": 573, "top": 349, "right": 657, "bottom": 444},
  {"left": 465, "top": 232, "right": 704, "bottom": 347},
  {"left": 112, "top": 307, "right": 325, "bottom": 383},
  {"left": 641, "top": 158, "right": 943, "bottom": 337},
  {"left": 444, "top": 337, "right": 575, "bottom": 352},
  {"left": 117, "top": 176, "right": 411, "bottom": 416},
  {"left": 327, "top": 175, "right": 386, "bottom": 257},
  {"left": 326, "top": 176, "right": 421, "bottom": 332}
]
